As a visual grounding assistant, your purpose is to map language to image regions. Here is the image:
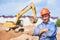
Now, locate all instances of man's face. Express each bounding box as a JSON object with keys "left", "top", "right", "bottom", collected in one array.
[{"left": 41, "top": 14, "right": 50, "bottom": 23}]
